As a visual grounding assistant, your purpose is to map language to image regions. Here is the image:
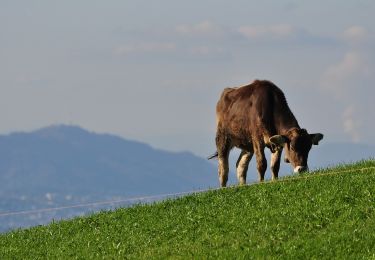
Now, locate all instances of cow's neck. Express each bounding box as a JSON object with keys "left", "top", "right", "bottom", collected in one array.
[
  {"left": 271, "top": 96, "right": 300, "bottom": 135},
  {"left": 276, "top": 116, "right": 300, "bottom": 136}
]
